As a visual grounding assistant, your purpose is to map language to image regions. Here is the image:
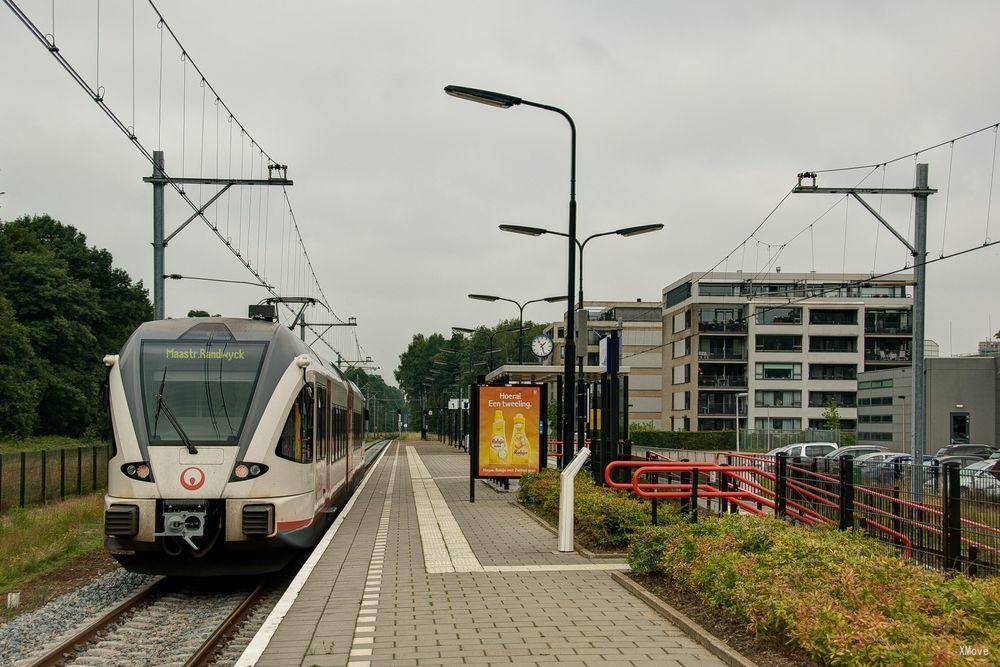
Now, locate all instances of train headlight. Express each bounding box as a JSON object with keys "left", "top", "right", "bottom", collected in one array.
[
  {"left": 121, "top": 462, "right": 155, "bottom": 482},
  {"left": 229, "top": 462, "right": 268, "bottom": 482}
]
